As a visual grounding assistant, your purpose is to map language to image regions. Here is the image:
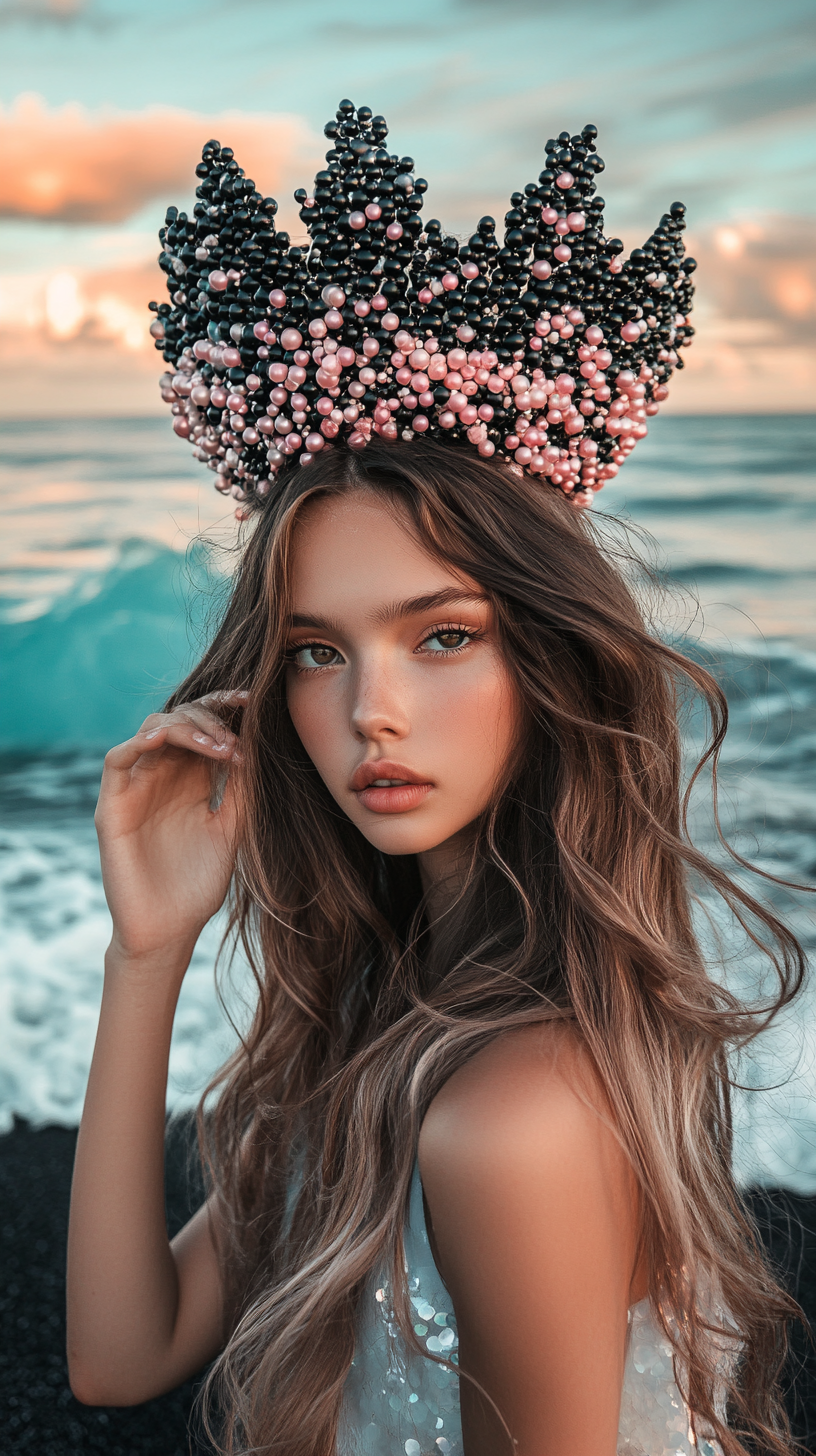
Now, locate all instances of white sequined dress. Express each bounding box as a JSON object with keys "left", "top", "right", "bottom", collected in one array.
[{"left": 338, "top": 1162, "right": 727, "bottom": 1456}]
